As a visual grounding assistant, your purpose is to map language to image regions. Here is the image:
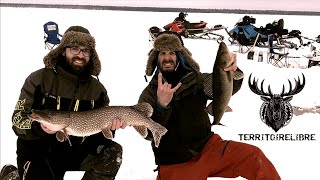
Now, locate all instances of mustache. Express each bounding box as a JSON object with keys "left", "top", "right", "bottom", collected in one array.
[
  {"left": 162, "top": 60, "right": 175, "bottom": 64},
  {"left": 72, "top": 57, "right": 86, "bottom": 61}
]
